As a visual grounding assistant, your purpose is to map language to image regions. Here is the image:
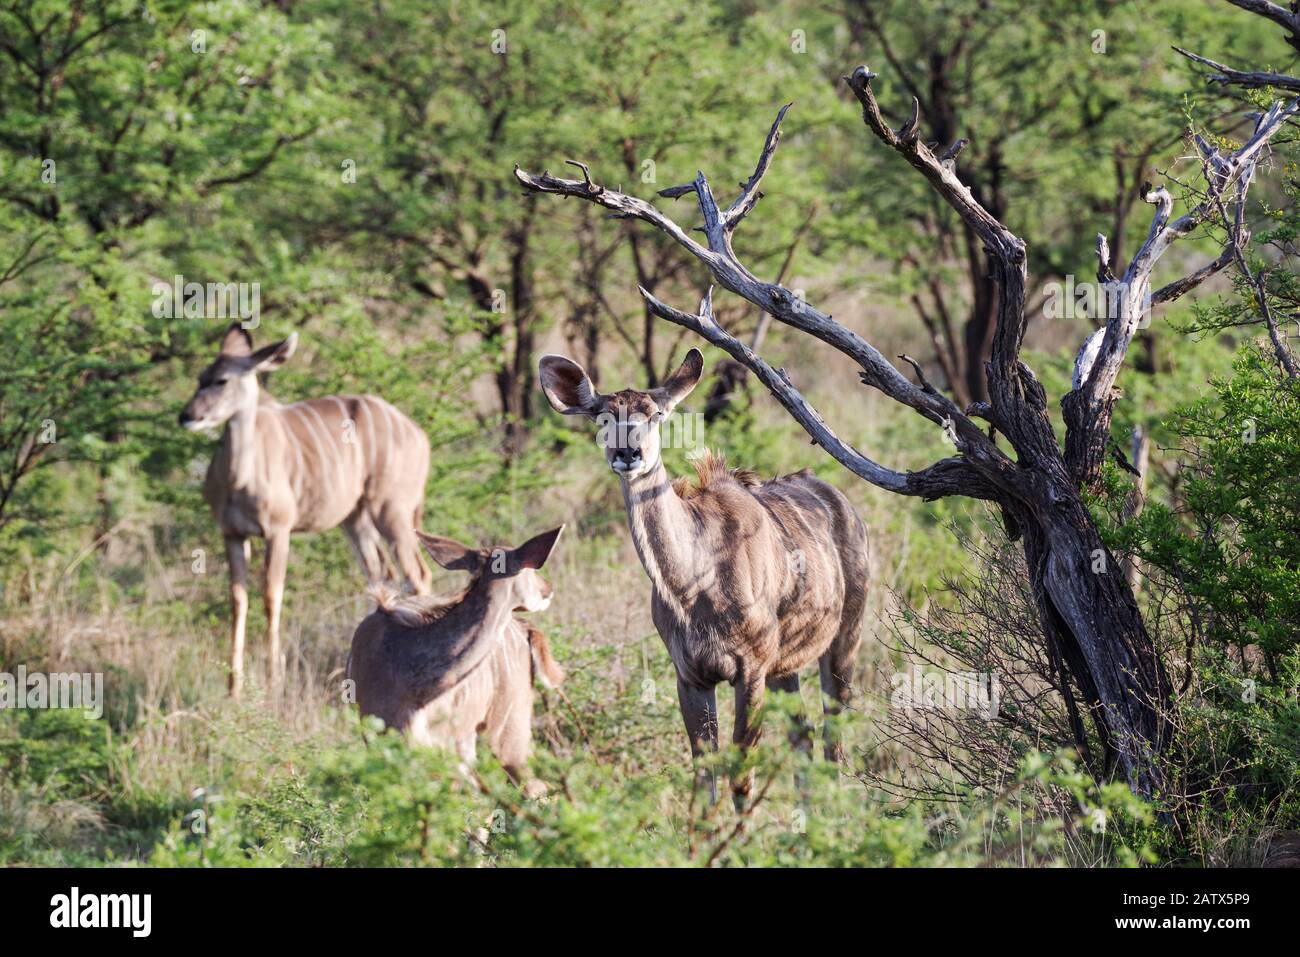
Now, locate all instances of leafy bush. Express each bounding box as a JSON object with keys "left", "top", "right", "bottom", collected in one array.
[
  {"left": 1114, "top": 346, "right": 1300, "bottom": 860},
  {"left": 141, "top": 708, "right": 1153, "bottom": 868}
]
